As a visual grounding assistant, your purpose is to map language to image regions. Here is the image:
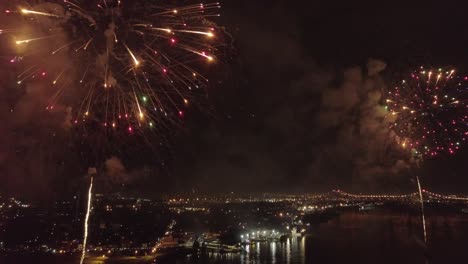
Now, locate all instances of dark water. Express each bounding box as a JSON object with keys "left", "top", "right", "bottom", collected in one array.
[{"left": 3, "top": 210, "right": 468, "bottom": 264}]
